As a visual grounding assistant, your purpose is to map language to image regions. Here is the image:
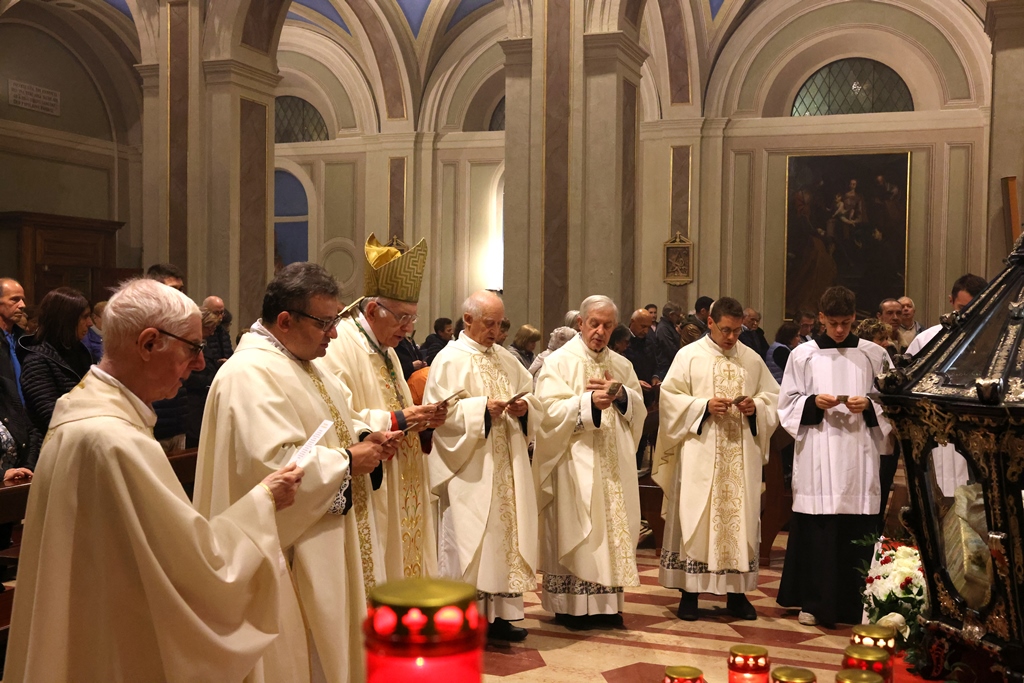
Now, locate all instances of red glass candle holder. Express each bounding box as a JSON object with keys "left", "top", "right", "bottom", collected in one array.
[
  {"left": 364, "top": 578, "right": 486, "bottom": 683},
  {"left": 664, "top": 665, "right": 705, "bottom": 683},
  {"left": 771, "top": 666, "right": 816, "bottom": 682},
  {"left": 728, "top": 644, "right": 770, "bottom": 683},
  {"left": 841, "top": 645, "right": 892, "bottom": 683},
  {"left": 850, "top": 624, "right": 896, "bottom": 655},
  {"left": 835, "top": 669, "right": 884, "bottom": 683}
]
